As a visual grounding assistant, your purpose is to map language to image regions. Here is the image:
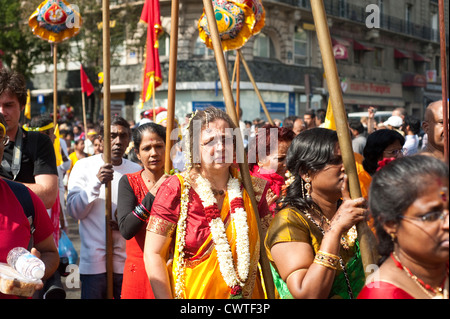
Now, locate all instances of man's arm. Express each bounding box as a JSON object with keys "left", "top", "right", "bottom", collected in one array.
[{"left": 22, "top": 174, "right": 58, "bottom": 209}]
